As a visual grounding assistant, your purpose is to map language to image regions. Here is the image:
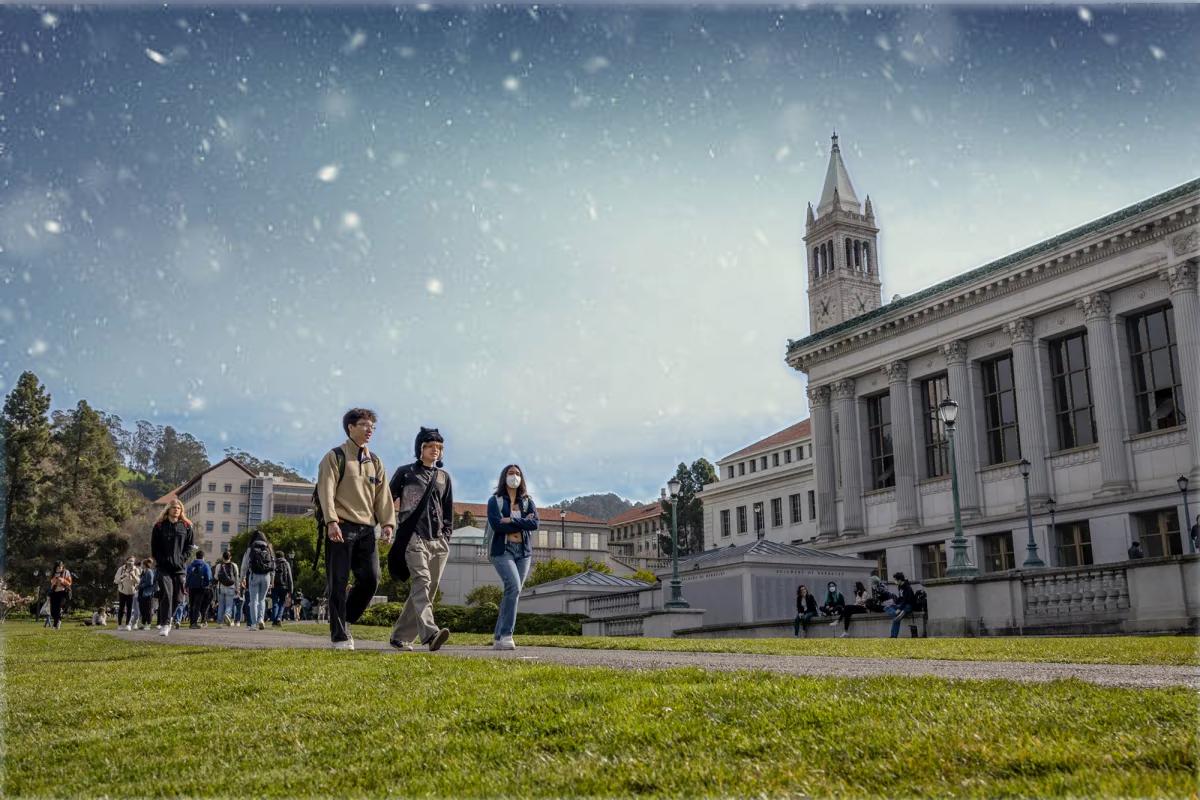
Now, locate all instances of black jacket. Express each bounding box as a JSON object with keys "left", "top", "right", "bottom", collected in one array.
[
  {"left": 389, "top": 462, "right": 454, "bottom": 541},
  {"left": 897, "top": 580, "right": 918, "bottom": 608},
  {"left": 796, "top": 593, "right": 818, "bottom": 615},
  {"left": 151, "top": 519, "right": 194, "bottom": 573}
]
